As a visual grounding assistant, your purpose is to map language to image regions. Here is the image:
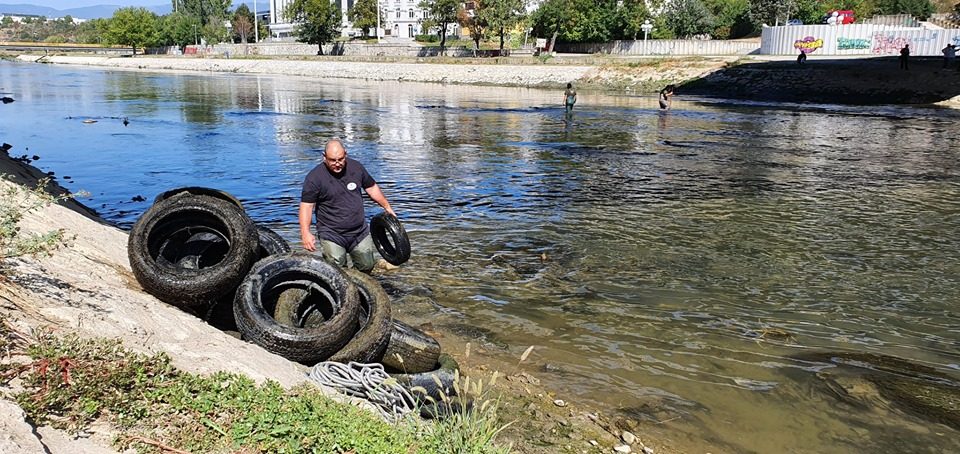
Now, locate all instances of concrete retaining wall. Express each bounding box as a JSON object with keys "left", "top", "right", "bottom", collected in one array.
[
  {"left": 761, "top": 23, "right": 960, "bottom": 56},
  {"left": 555, "top": 39, "right": 759, "bottom": 56}
]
